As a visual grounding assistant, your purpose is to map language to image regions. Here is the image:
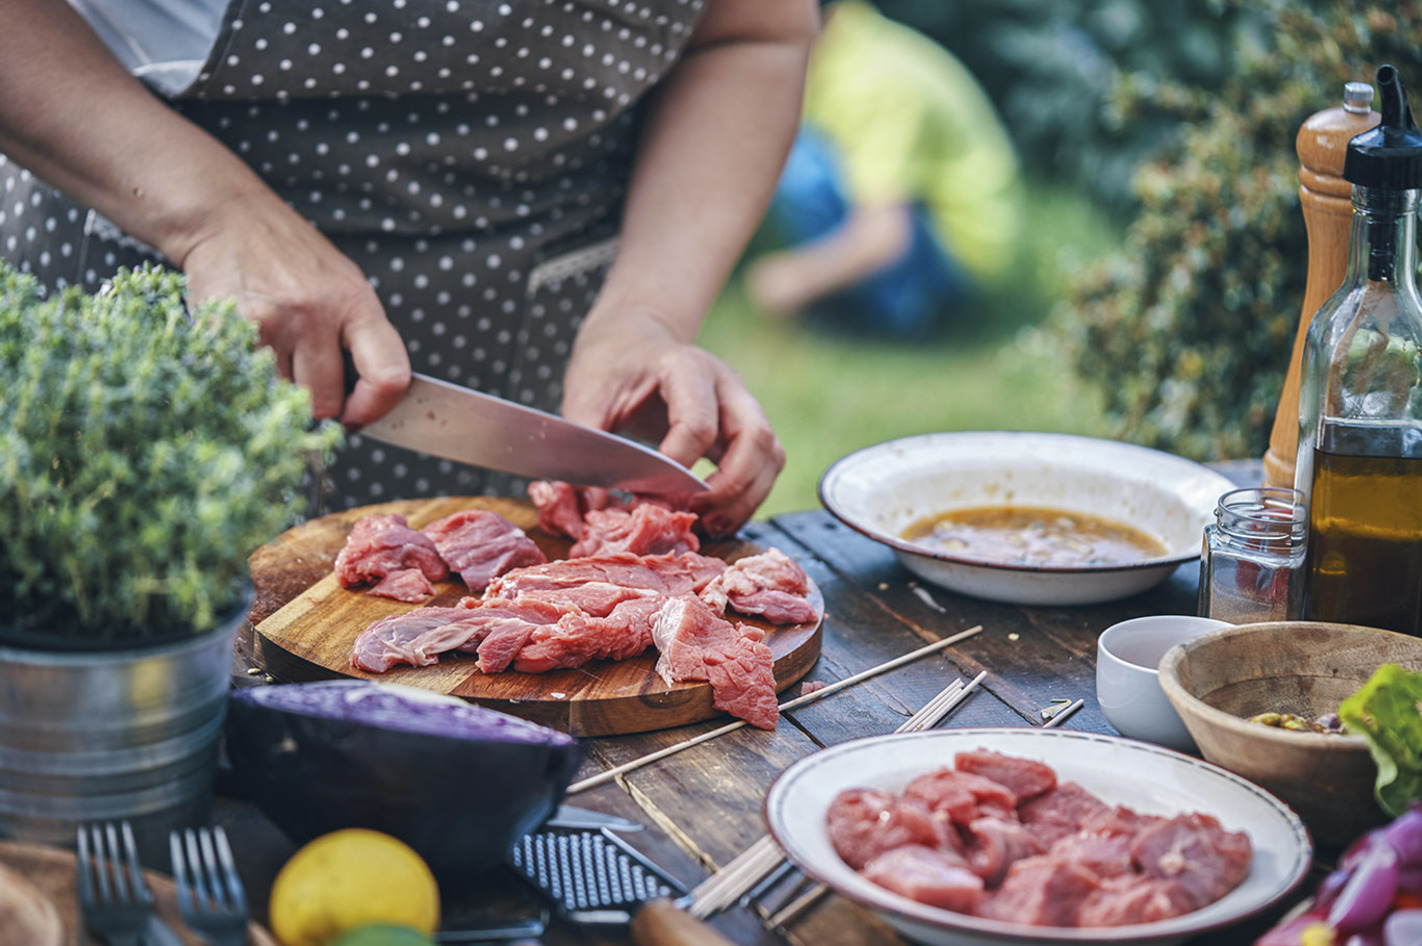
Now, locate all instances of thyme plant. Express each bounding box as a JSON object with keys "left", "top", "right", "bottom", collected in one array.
[{"left": 0, "top": 261, "right": 341, "bottom": 642}]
